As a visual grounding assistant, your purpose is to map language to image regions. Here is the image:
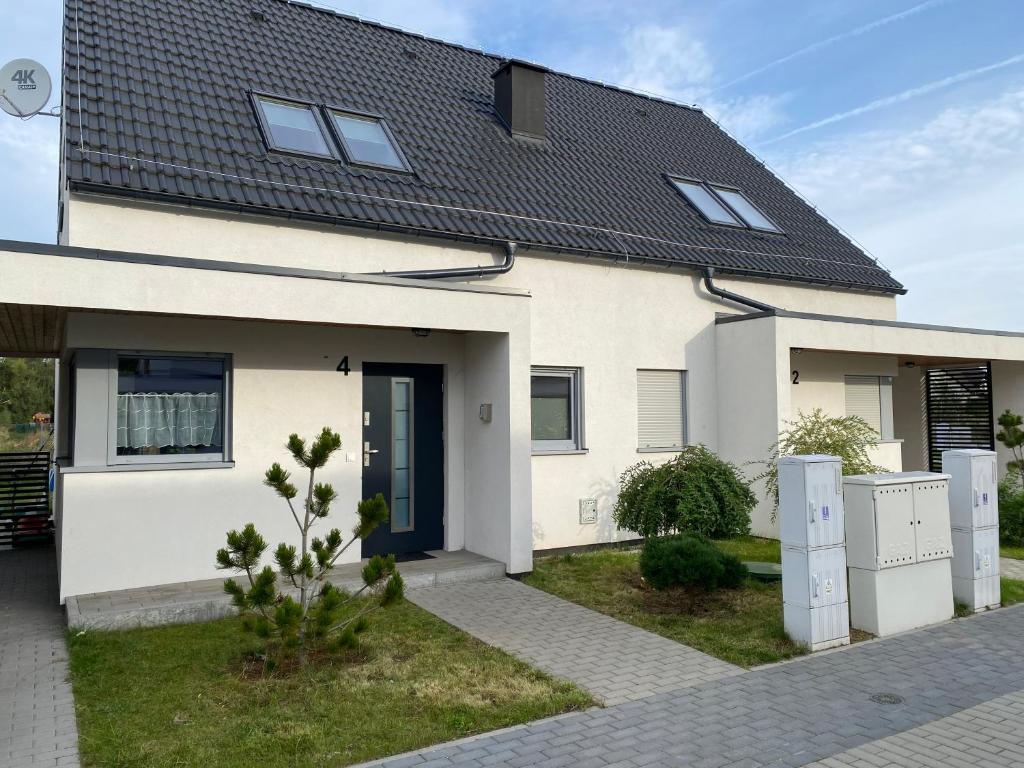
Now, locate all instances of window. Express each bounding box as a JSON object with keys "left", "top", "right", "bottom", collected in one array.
[
  {"left": 113, "top": 355, "right": 228, "bottom": 463},
  {"left": 845, "top": 375, "right": 894, "bottom": 440},
  {"left": 637, "top": 370, "right": 686, "bottom": 450},
  {"left": 330, "top": 111, "right": 408, "bottom": 170},
  {"left": 253, "top": 95, "right": 334, "bottom": 157},
  {"left": 531, "top": 368, "right": 582, "bottom": 452},
  {"left": 669, "top": 177, "right": 783, "bottom": 233},
  {"left": 391, "top": 377, "right": 414, "bottom": 532},
  {"left": 671, "top": 178, "right": 742, "bottom": 225},
  {"left": 710, "top": 187, "right": 782, "bottom": 232}
]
